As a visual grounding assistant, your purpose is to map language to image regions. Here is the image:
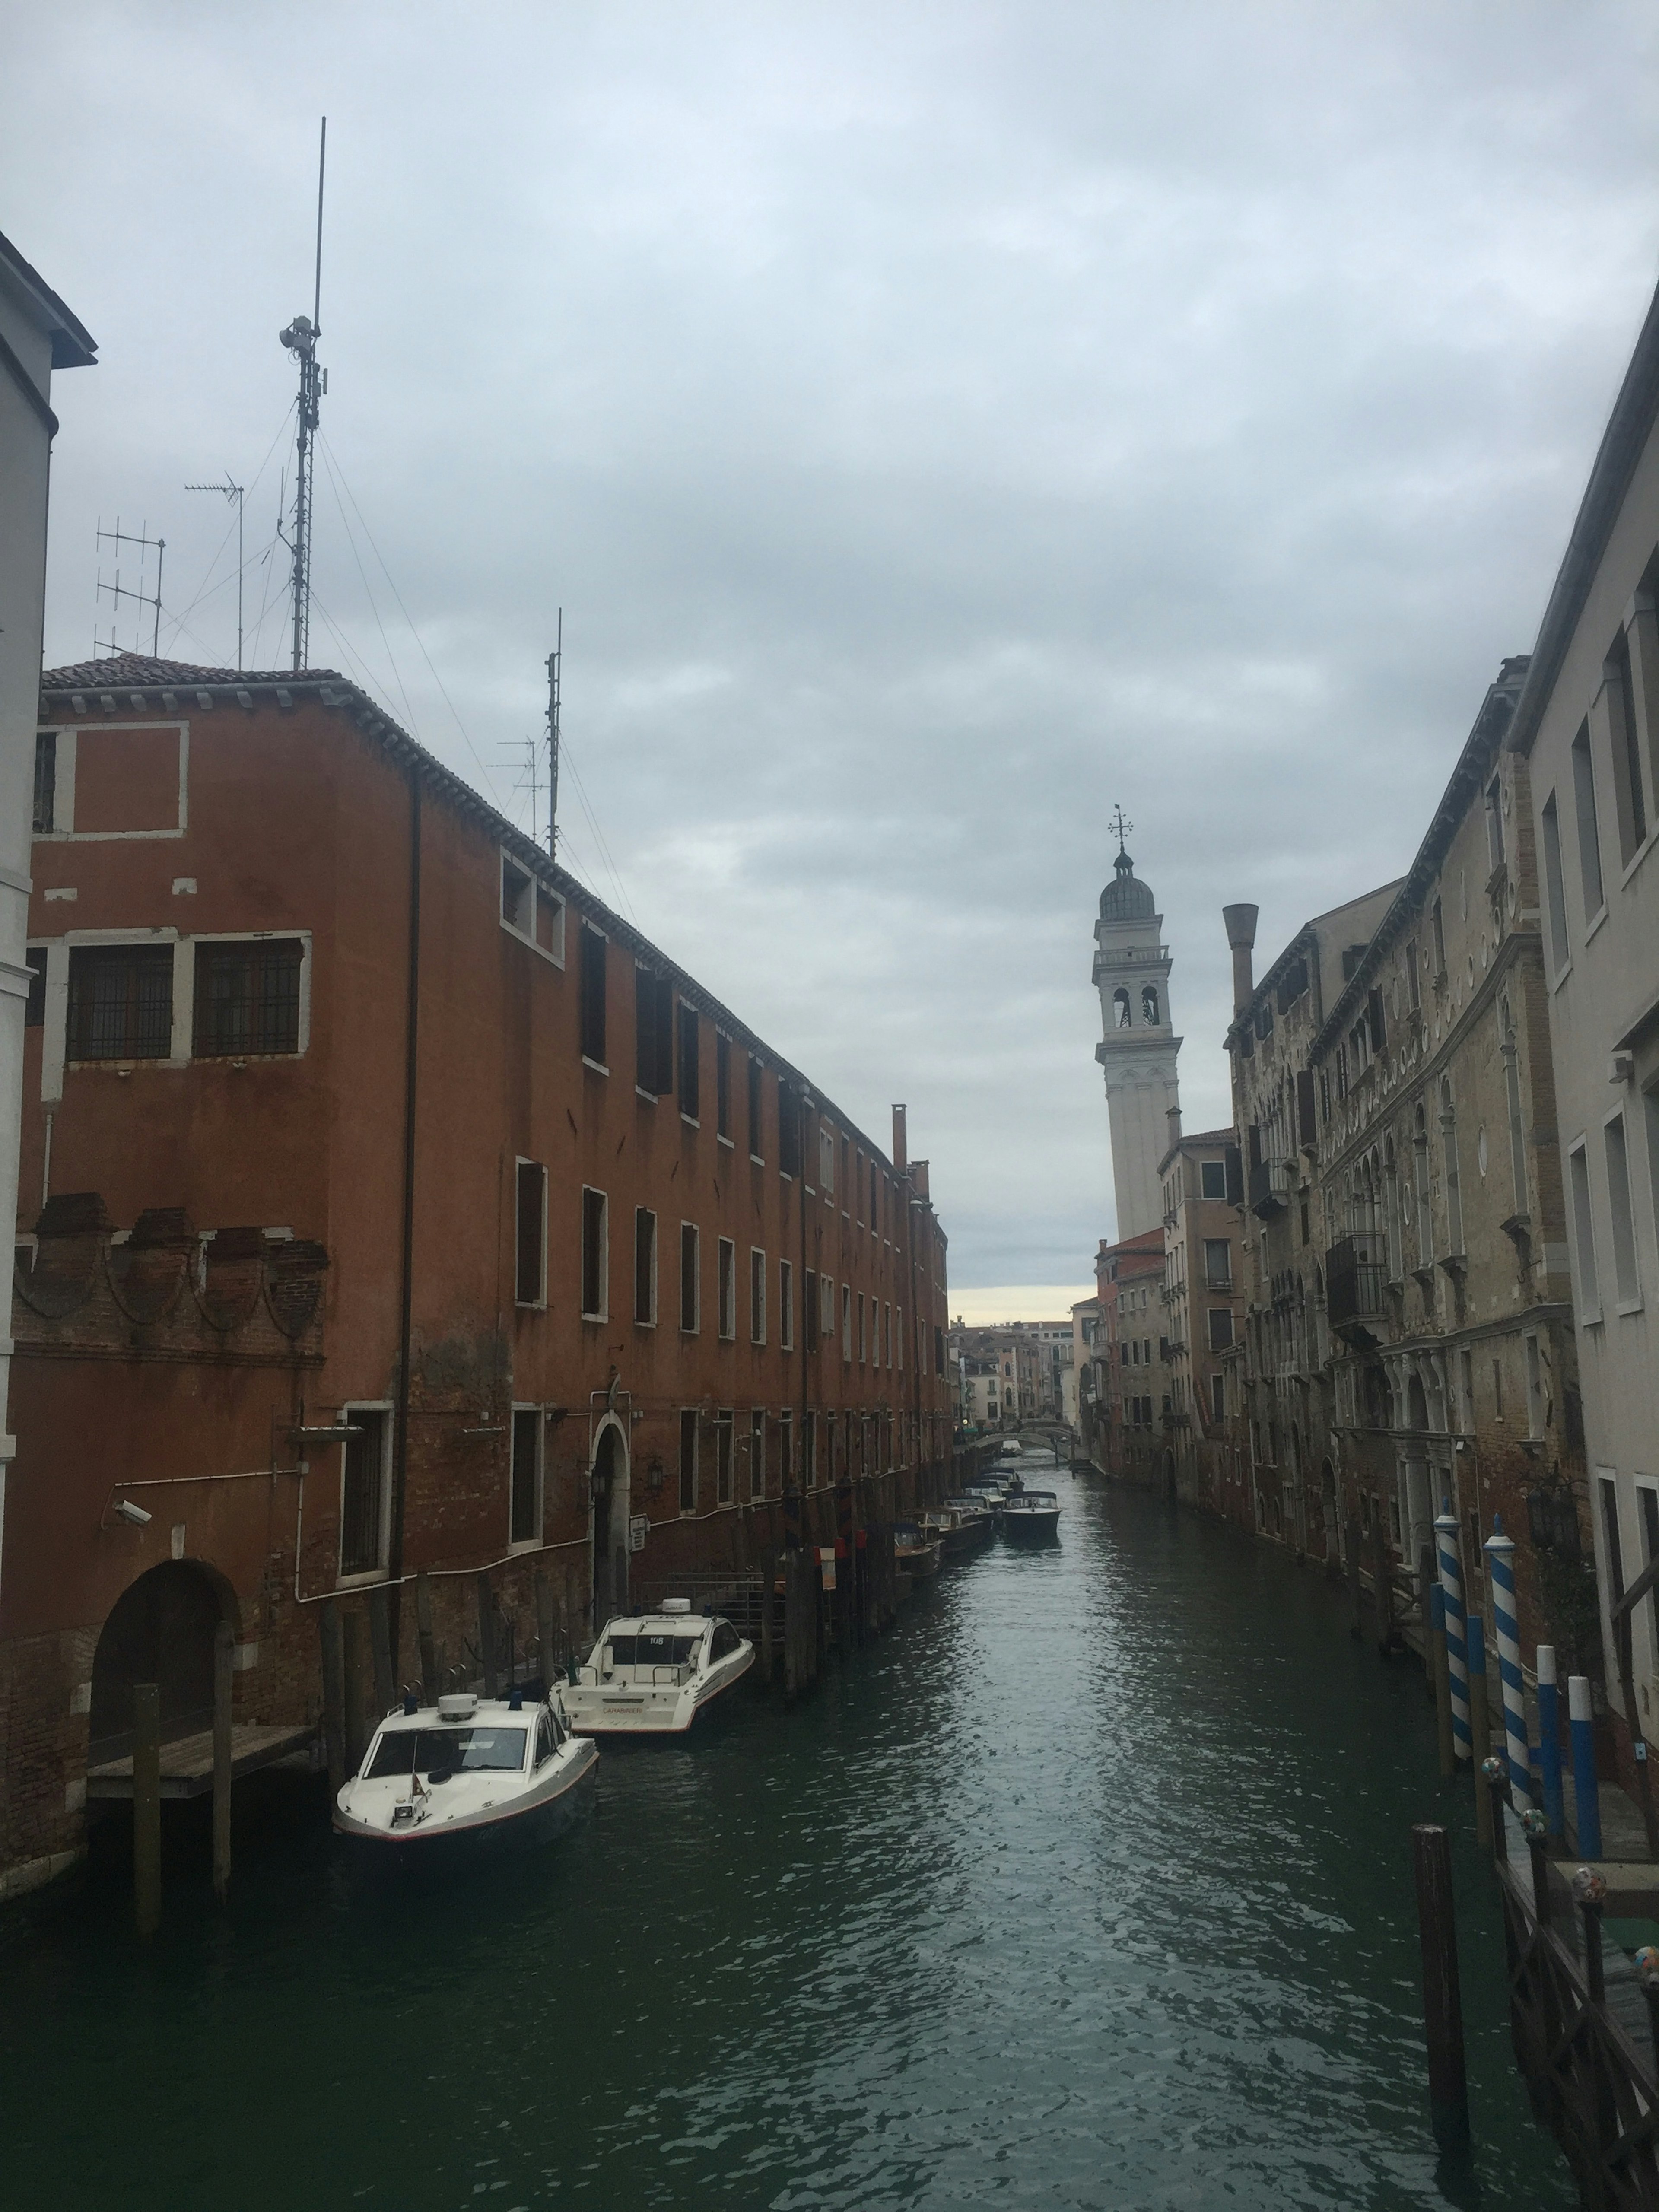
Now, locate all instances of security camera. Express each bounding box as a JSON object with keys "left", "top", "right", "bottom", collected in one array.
[{"left": 114, "top": 1498, "right": 152, "bottom": 1527}]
